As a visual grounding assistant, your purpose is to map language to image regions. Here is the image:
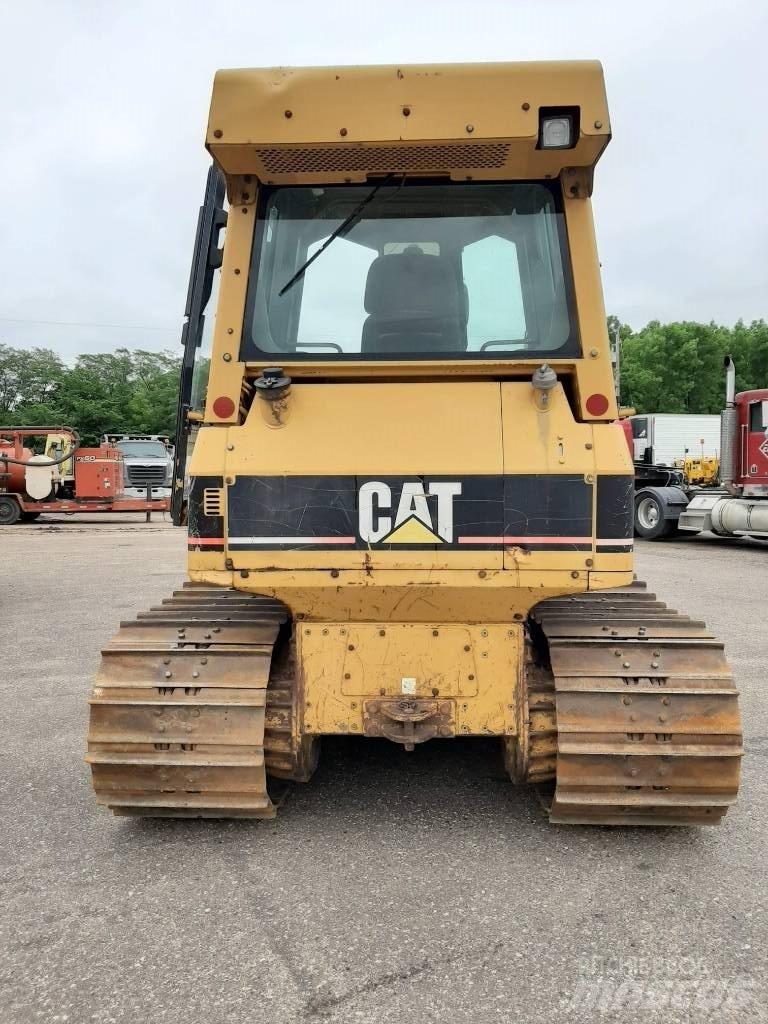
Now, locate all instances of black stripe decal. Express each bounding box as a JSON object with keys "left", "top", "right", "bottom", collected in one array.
[
  {"left": 188, "top": 475, "right": 225, "bottom": 550},
  {"left": 596, "top": 475, "right": 634, "bottom": 540},
  {"left": 225, "top": 474, "right": 619, "bottom": 551}
]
